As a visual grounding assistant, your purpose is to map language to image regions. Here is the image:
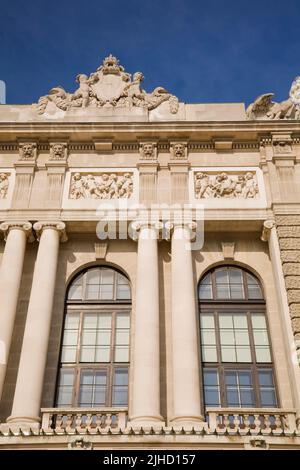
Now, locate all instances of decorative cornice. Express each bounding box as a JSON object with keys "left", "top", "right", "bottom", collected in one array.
[
  {"left": 0, "top": 221, "right": 34, "bottom": 242},
  {"left": 33, "top": 221, "right": 67, "bottom": 242}
]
